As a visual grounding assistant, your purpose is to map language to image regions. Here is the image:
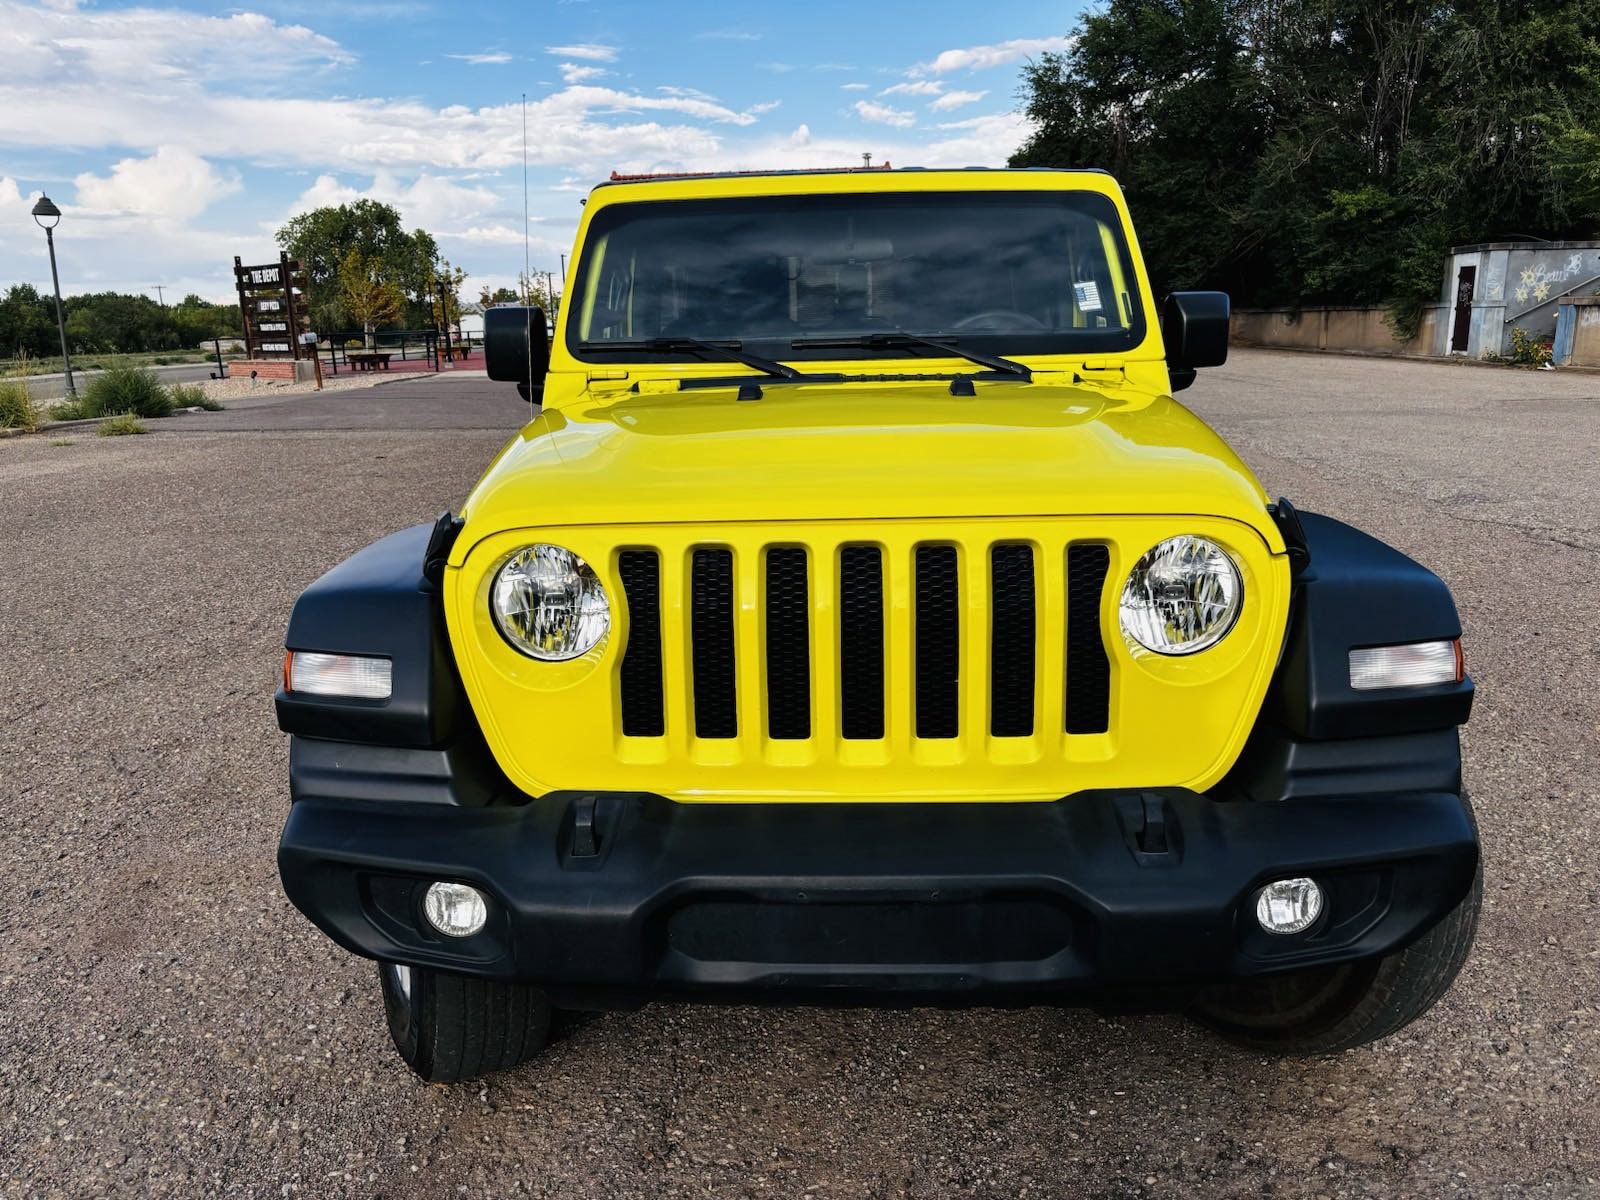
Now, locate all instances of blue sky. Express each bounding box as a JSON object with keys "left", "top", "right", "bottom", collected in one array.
[{"left": 0, "top": 0, "right": 1088, "bottom": 306}]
